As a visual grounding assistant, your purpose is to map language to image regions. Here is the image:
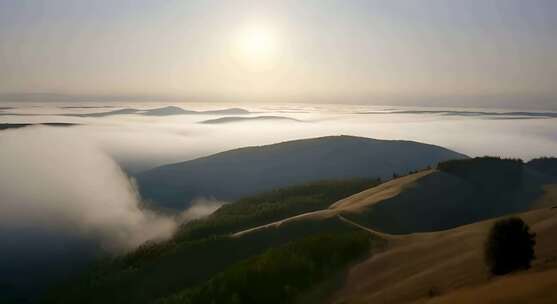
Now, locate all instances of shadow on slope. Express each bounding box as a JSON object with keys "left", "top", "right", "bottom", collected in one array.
[
  {"left": 343, "top": 157, "right": 557, "bottom": 234},
  {"left": 135, "top": 135, "right": 466, "bottom": 210}
]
